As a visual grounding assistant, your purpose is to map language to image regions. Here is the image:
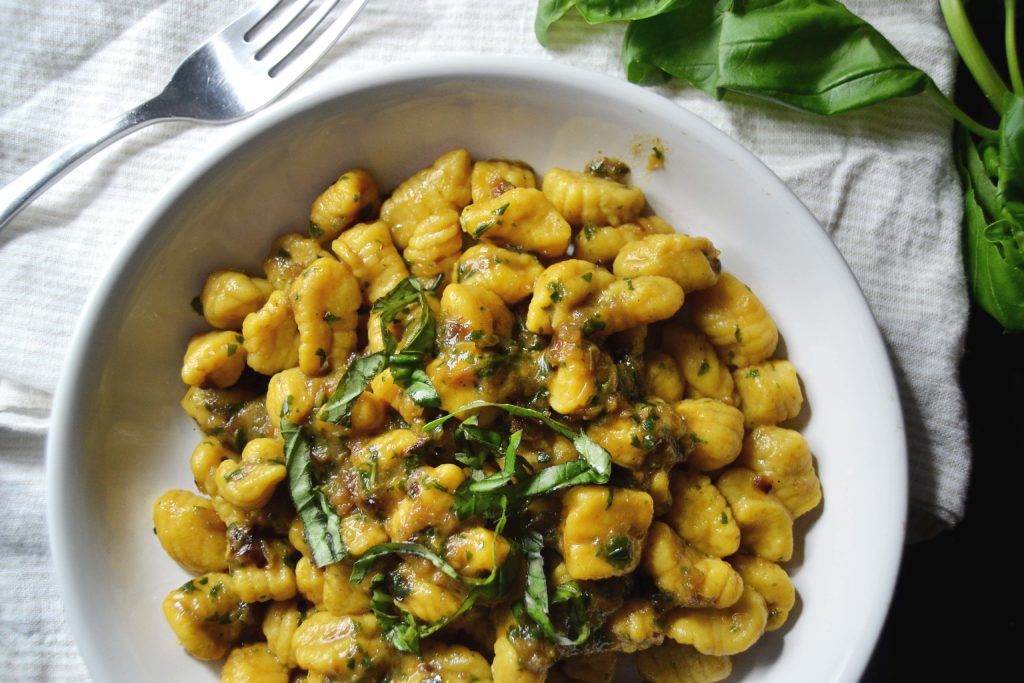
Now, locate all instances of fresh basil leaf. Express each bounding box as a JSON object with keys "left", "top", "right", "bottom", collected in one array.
[
  {"left": 536, "top": 0, "right": 579, "bottom": 46},
  {"left": 424, "top": 400, "right": 611, "bottom": 478},
  {"left": 369, "top": 277, "right": 441, "bottom": 405},
  {"left": 624, "top": 0, "right": 726, "bottom": 91},
  {"left": 522, "top": 531, "right": 591, "bottom": 647},
  {"left": 318, "top": 353, "right": 386, "bottom": 426},
  {"left": 281, "top": 416, "right": 346, "bottom": 567},
  {"left": 998, "top": 93, "right": 1024, "bottom": 226},
  {"left": 373, "top": 276, "right": 439, "bottom": 357},
  {"left": 453, "top": 415, "right": 505, "bottom": 468},
  {"left": 392, "top": 365, "right": 441, "bottom": 408},
  {"left": 961, "top": 130, "right": 1024, "bottom": 330},
  {"left": 515, "top": 458, "right": 606, "bottom": 498},
  {"left": 369, "top": 573, "right": 423, "bottom": 654},
  {"left": 551, "top": 580, "right": 584, "bottom": 604},
  {"left": 624, "top": 0, "right": 928, "bottom": 115},
  {"left": 350, "top": 541, "right": 498, "bottom": 586}
]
